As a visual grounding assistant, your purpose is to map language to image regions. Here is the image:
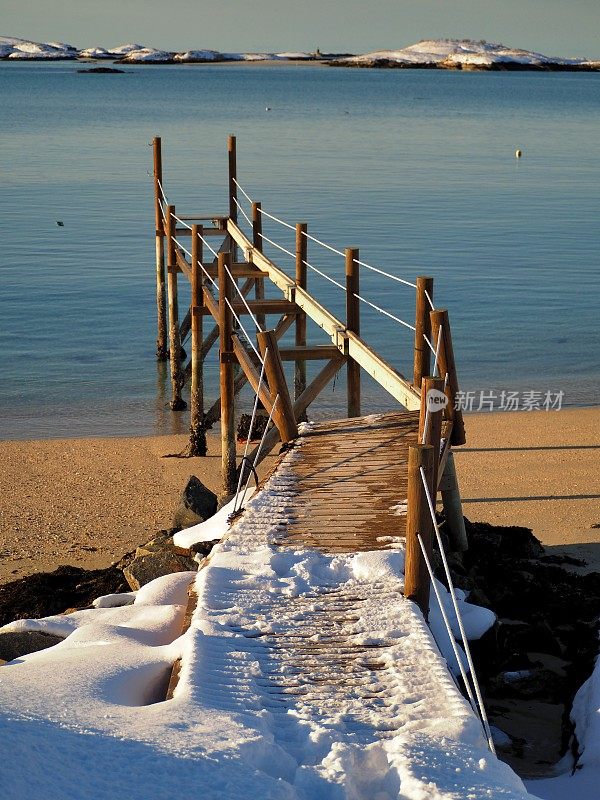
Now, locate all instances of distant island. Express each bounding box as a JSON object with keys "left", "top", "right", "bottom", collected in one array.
[{"left": 1, "top": 35, "right": 598, "bottom": 71}]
